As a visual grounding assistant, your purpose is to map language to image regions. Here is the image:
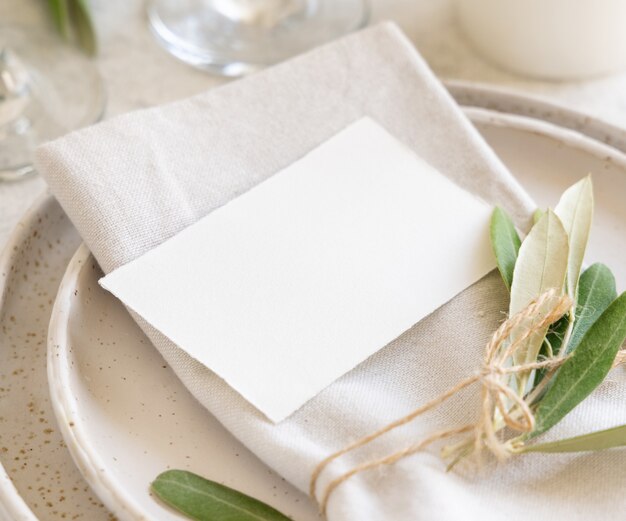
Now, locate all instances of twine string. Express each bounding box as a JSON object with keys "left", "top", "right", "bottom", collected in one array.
[
  {"left": 317, "top": 425, "right": 474, "bottom": 513},
  {"left": 311, "top": 289, "right": 573, "bottom": 515}
]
